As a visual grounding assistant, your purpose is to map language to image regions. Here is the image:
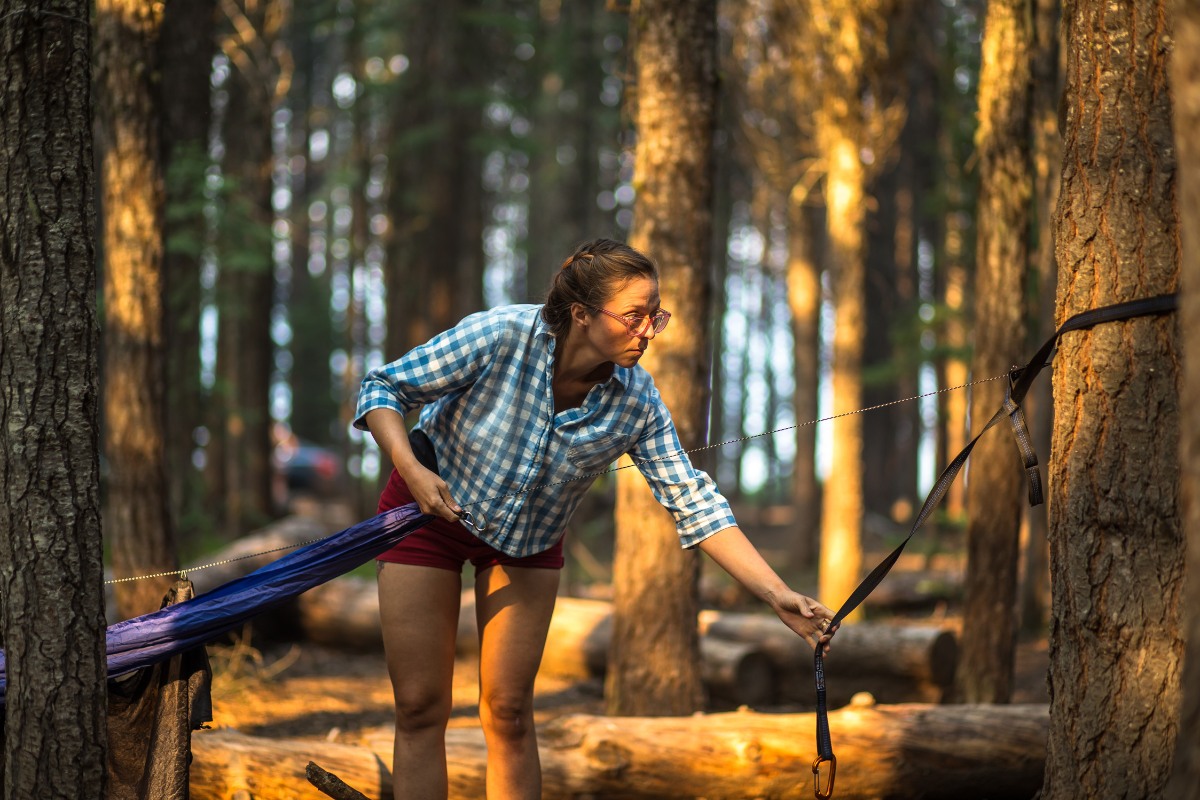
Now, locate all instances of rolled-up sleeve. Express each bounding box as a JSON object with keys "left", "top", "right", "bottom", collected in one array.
[
  {"left": 628, "top": 390, "right": 738, "bottom": 548},
  {"left": 353, "top": 311, "right": 500, "bottom": 430}
]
